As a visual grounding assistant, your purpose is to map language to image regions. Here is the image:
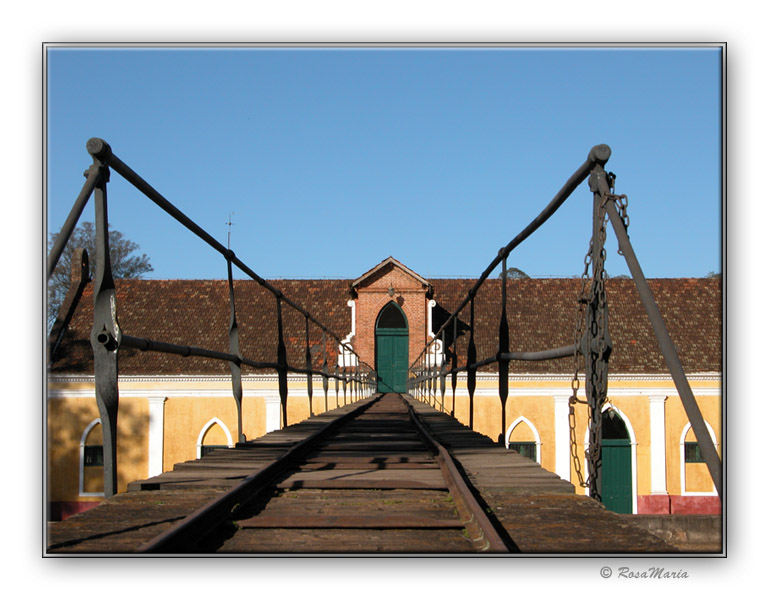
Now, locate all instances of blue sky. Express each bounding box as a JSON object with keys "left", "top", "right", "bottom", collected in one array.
[{"left": 46, "top": 45, "right": 722, "bottom": 281}]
